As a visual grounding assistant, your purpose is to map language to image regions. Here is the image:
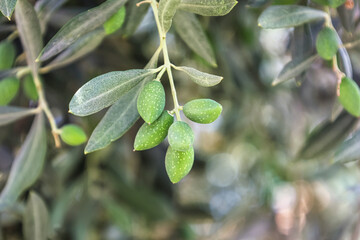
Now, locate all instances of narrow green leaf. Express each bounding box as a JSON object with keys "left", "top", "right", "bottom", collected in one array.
[
  {"left": 0, "top": 77, "right": 19, "bottom": 106},
  {"left": 85, "top": 81, "right": 146, "bottom": 154},
  {"left": 298, "top": 112, "right": 358, "bottom": 159},
  {"left": 0, "top": 114, "right": 47, "bottom": 210},
  {"left": 44, "top": 28, "right": 105, "bottom": 71},
  {"left": 121, "top": 0, "right": 149, "bottom": 37},
  {"left": 272, "top": 54, "right": 318, "bottom": 86},
  {"left": 173, "top": 11, "right": 217, "bottom": 67},
  {"left": 103, "top": 6, "right": 126, "bottom": 35},
  {"left": 23, "top": 191, "right": 50, "bottom": 240},
  {"left": 0, "top": 41, "right": 16, "bottom": 70},
  {"left": 38, "top": 0, "right": 127, "bottom": 62},
  {"left": 0, "top": 106, "right": 37, "bottom": 126},
  {"left": 69, "top": 69, "right": 155, "bottom": 116},
  {"left": 174, "top": 66, "right": 222, "bottom": 87},
  {"left": 339, "top": 77, "right": 360, "bottom": 117},
  {"left": 158, "top": 0, "right": 181, "bottom": 33},
  {"left": 258, "top": 5, "right": 327, "bottom": 29},
  {"left": 178, "top": 0, "right": 237, "bottom": 16},
  {"left": 15, "top": 0, "right": 43, "bottom": 73},
  {"left": 335, "top": 129, "right": 360, "bottom": 163},
  {"left": 0, "top": 0, "right": 17, "bottom": 19}
]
